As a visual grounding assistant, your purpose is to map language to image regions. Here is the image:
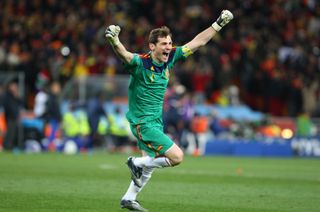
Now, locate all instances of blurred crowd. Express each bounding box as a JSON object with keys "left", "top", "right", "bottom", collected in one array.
[
  {"left": 0, "top": 0, "right": 320, "bottom": 118},
  {"left": 1, "top": 79, "right": 317, "bottom": 154},
  {"left": 0, "top": 78, "right": 136, "bottom": 153}
]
